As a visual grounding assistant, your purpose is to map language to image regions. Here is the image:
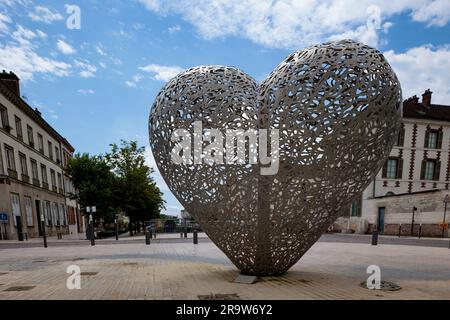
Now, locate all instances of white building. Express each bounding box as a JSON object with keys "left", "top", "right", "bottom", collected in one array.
[
  {"left": 337, "top": 90, "right": 450, "bottom": 237},
  {"left": 0, "top": 71, "right": 85, "bottom": 240}
]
